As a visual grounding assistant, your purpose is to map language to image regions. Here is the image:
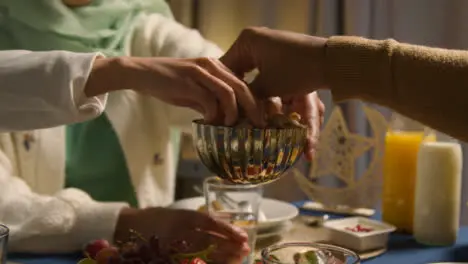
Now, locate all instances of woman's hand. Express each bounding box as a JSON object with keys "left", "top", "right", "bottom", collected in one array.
[
  {"left": 115, "top": 207, "right": 249, "bottom": 264},
  {"left": 87, "top": 56, "right": 262, "bottom": 126},
  {"left": 221, "top": 27, "right": 328, "bottom": 98},
  {"left": 288, "top": 93, "right": 325, "bottom": 160},
  {"left": 220, "top": 27, "right": 328, "bottom": 159},
  {"left": 86, "top": 56, "right": 263, "bottom": 126},
  {"left": 123, "top": 57, "right": 262, "bottom": 126},
  {"left": 263, "top": 92, "right": 325, "bottom": 160}
]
